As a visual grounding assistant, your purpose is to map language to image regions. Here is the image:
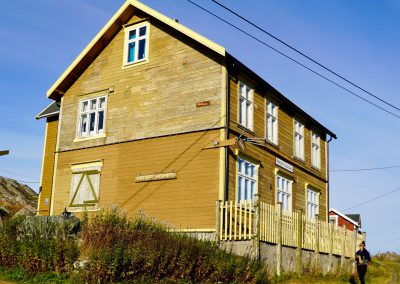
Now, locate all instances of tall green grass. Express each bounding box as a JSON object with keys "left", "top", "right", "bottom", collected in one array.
[{"left": 79, "top": 208, "right": 269, "bottom": 283}]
